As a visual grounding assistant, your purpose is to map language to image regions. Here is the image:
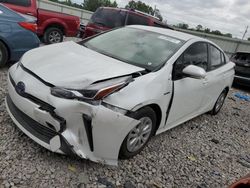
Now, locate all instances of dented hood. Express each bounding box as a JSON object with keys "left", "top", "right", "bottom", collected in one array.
[{"left": 21, "top": 41, "right": 144, "bottom": 89}]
